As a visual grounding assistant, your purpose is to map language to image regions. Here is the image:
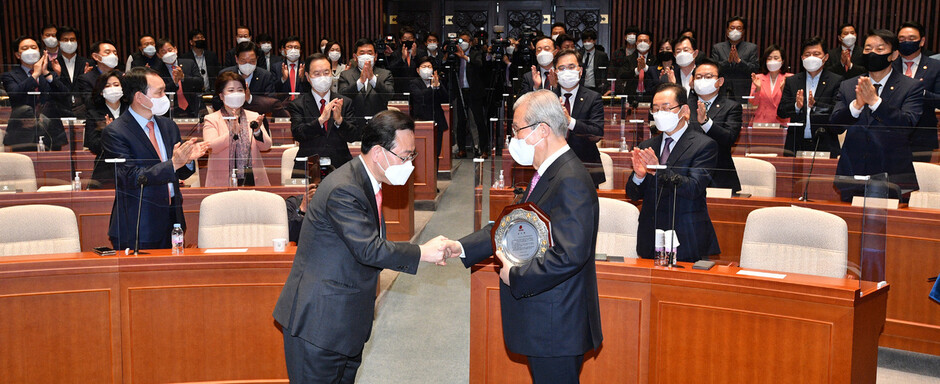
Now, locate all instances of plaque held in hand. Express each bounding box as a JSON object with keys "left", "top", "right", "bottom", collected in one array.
[{"left": 491, "top": 202, "right": 552, "bottom": 267}]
